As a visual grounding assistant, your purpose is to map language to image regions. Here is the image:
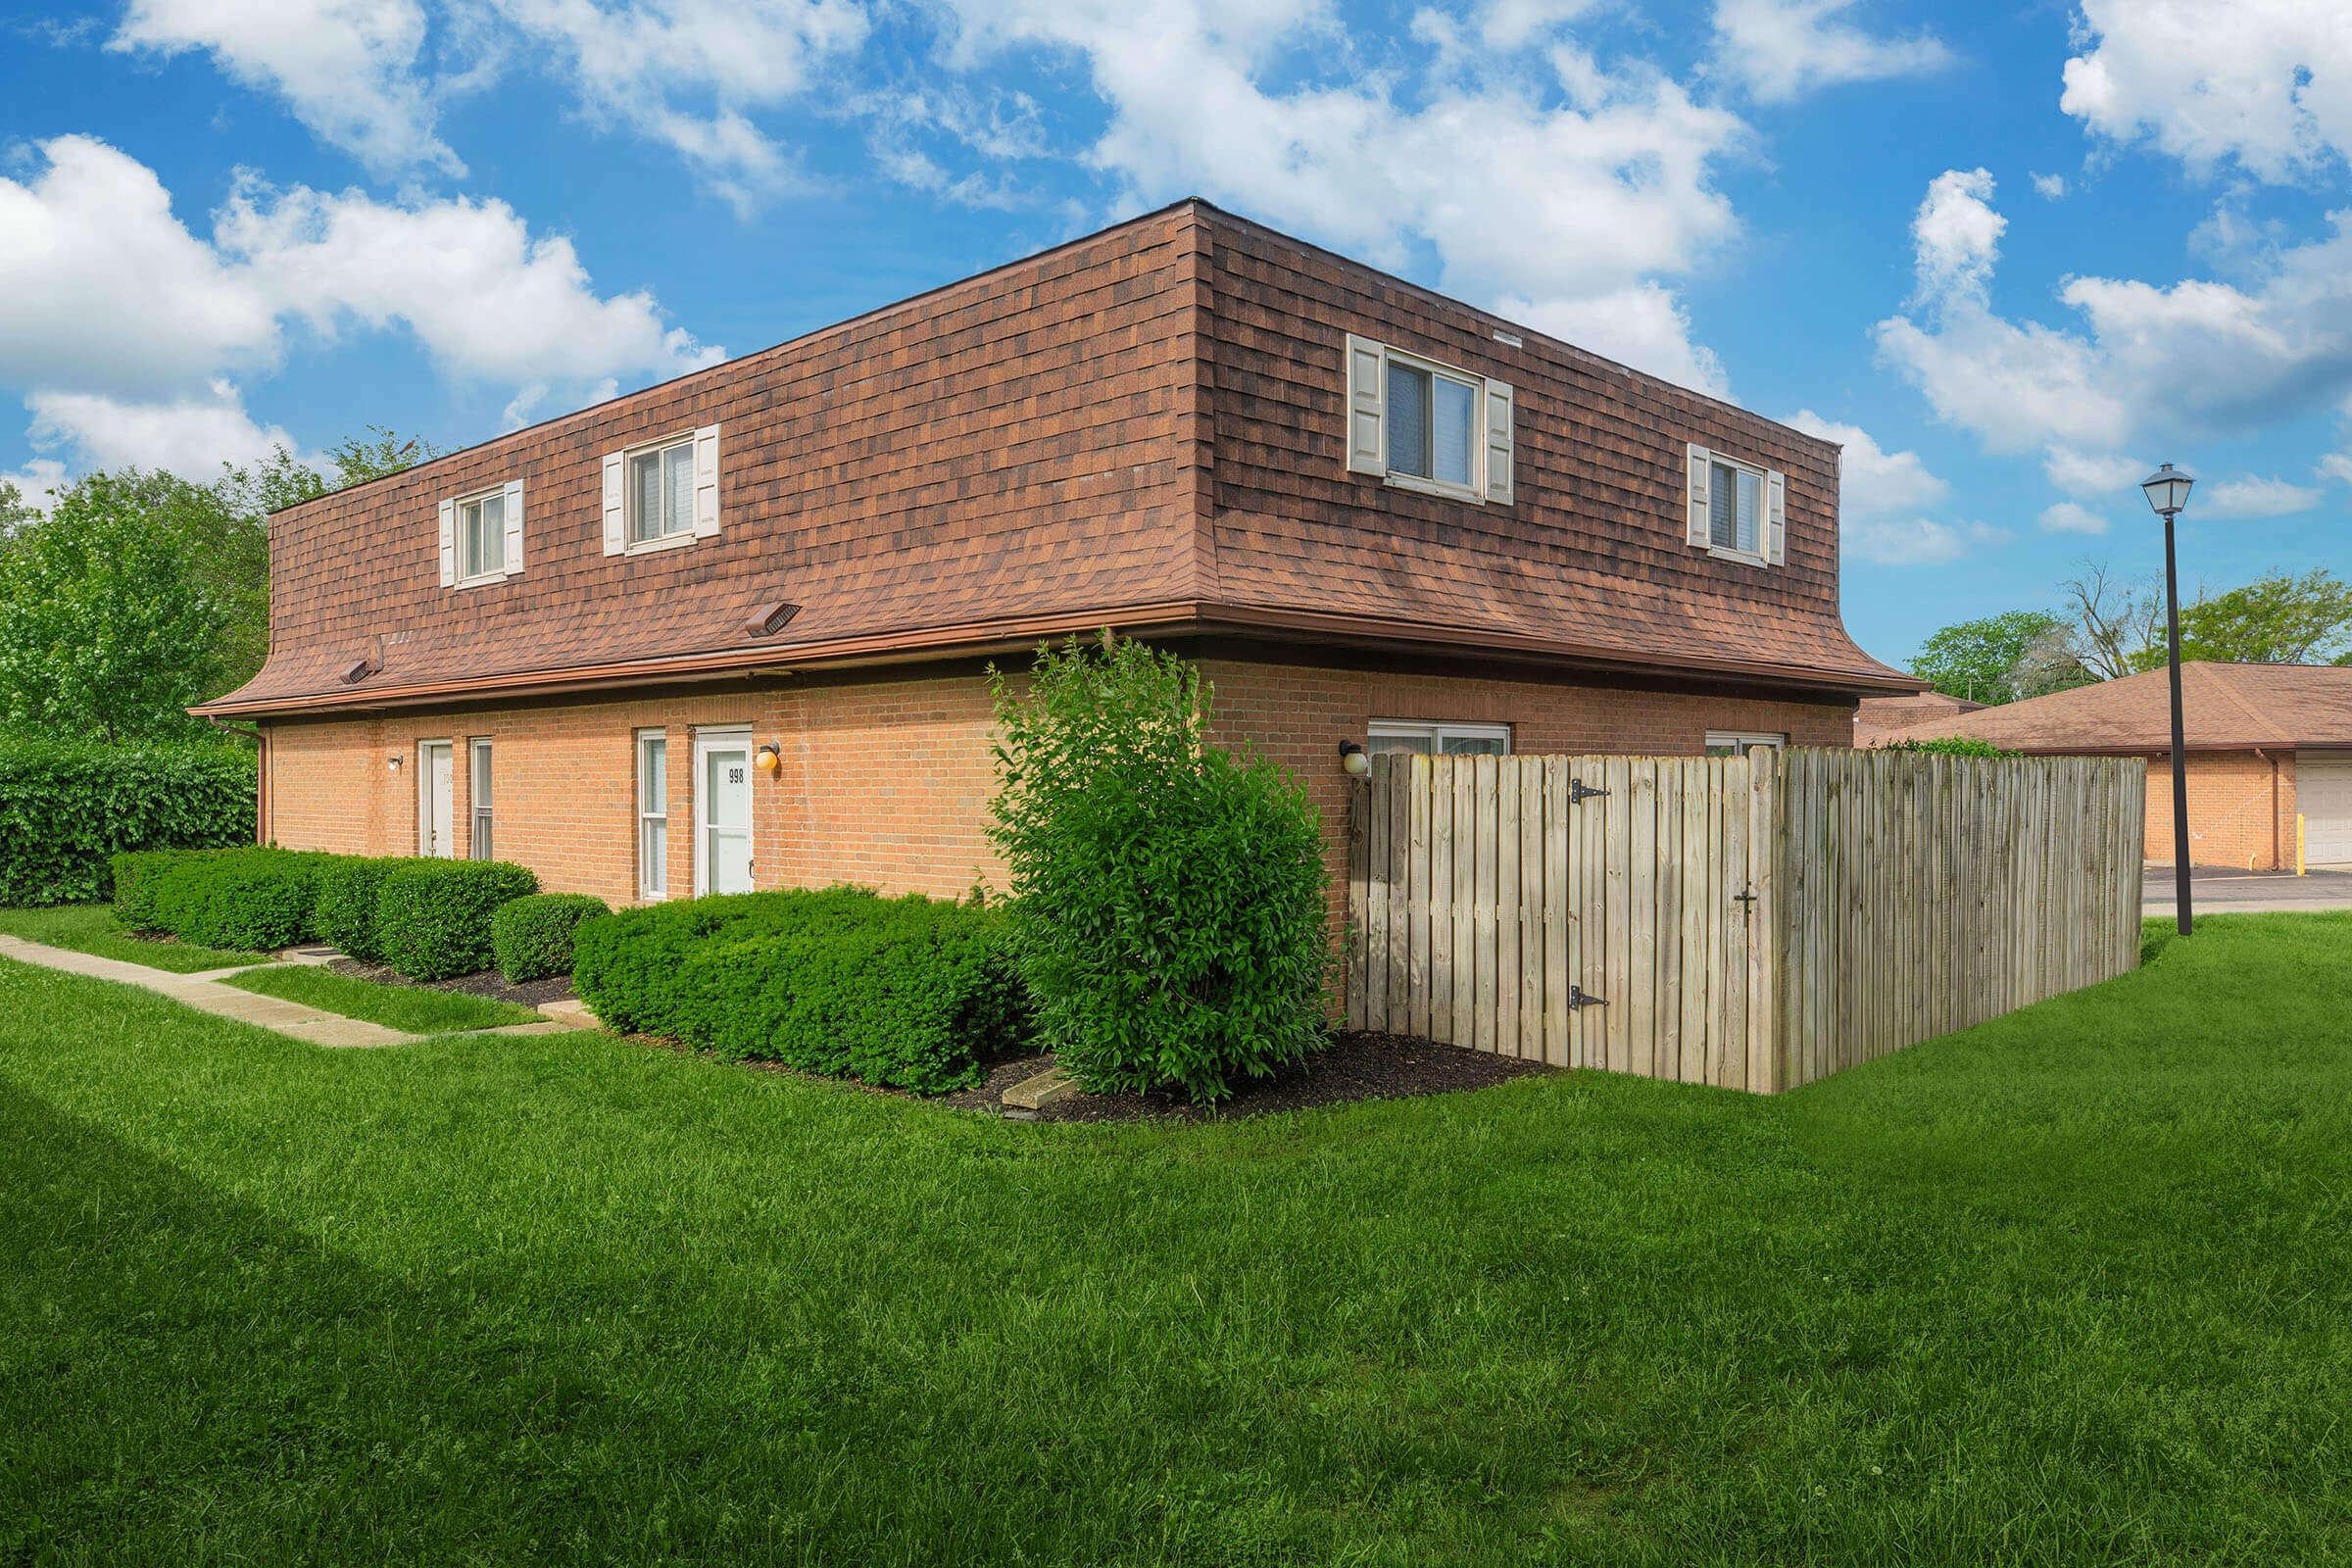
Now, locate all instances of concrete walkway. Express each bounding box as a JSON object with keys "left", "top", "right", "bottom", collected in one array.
[{"left": 0, "top": 934, "right": 589, "bottom": 1048}]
